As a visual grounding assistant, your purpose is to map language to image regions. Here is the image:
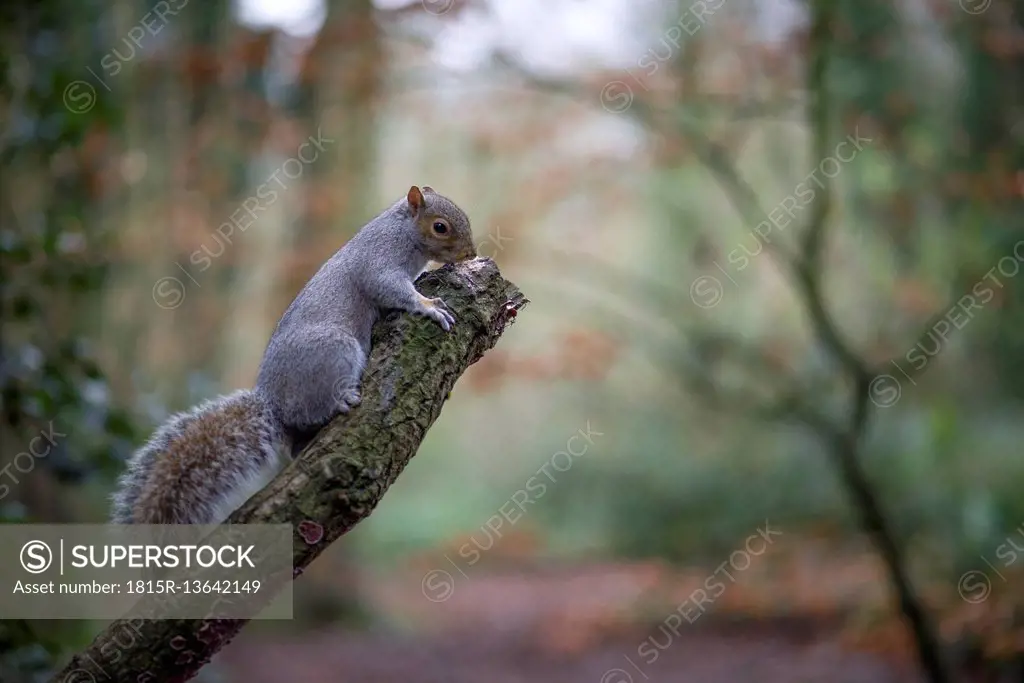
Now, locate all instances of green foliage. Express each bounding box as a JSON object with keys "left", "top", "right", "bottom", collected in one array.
[
  {"left": 1, "top": 1, "right": 138, "bottom": 517},
  {"left": 1, "top": 2, "right": 141, "bottom": 676}
]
